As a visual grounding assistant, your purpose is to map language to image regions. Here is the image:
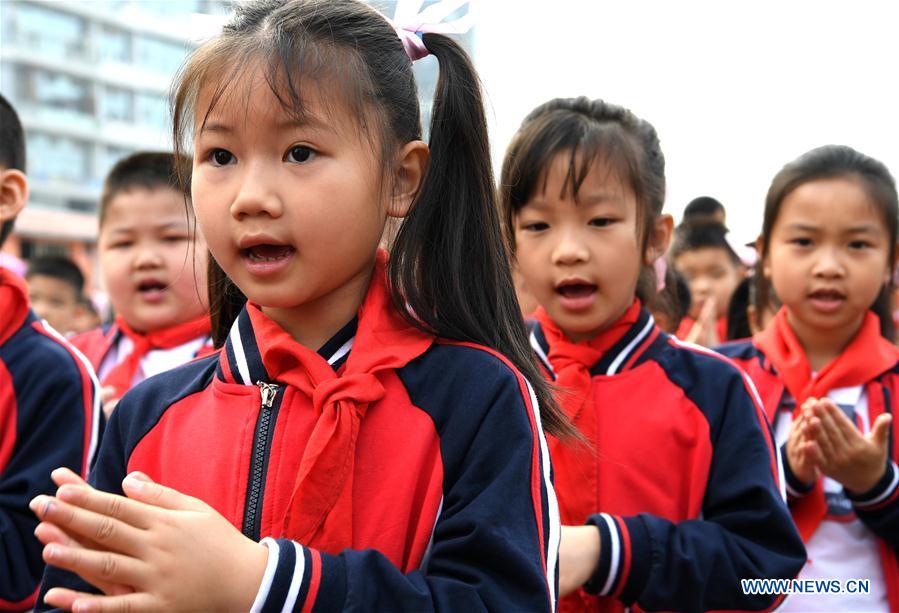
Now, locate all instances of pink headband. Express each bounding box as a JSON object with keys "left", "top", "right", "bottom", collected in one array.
[{"left": 388, "top": 0, "right": 472, "bottom": 62}]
